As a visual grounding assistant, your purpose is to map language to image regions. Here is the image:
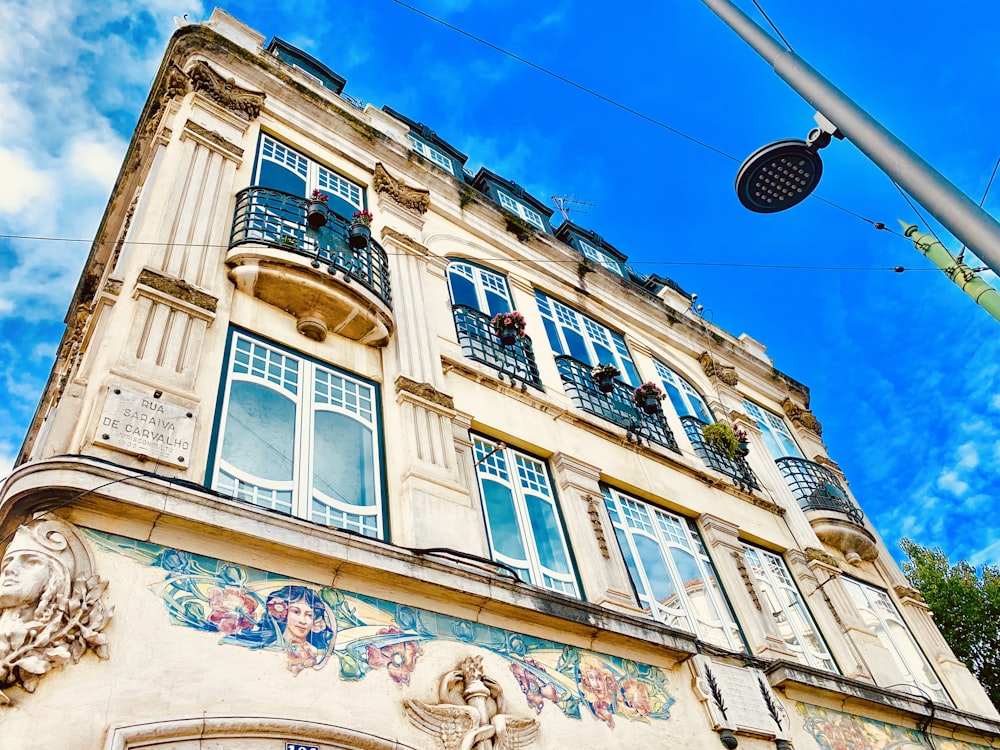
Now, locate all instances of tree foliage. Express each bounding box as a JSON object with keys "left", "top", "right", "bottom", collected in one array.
[{"left": 900, "top": 538, "right": 1000, "bottom": 709}]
